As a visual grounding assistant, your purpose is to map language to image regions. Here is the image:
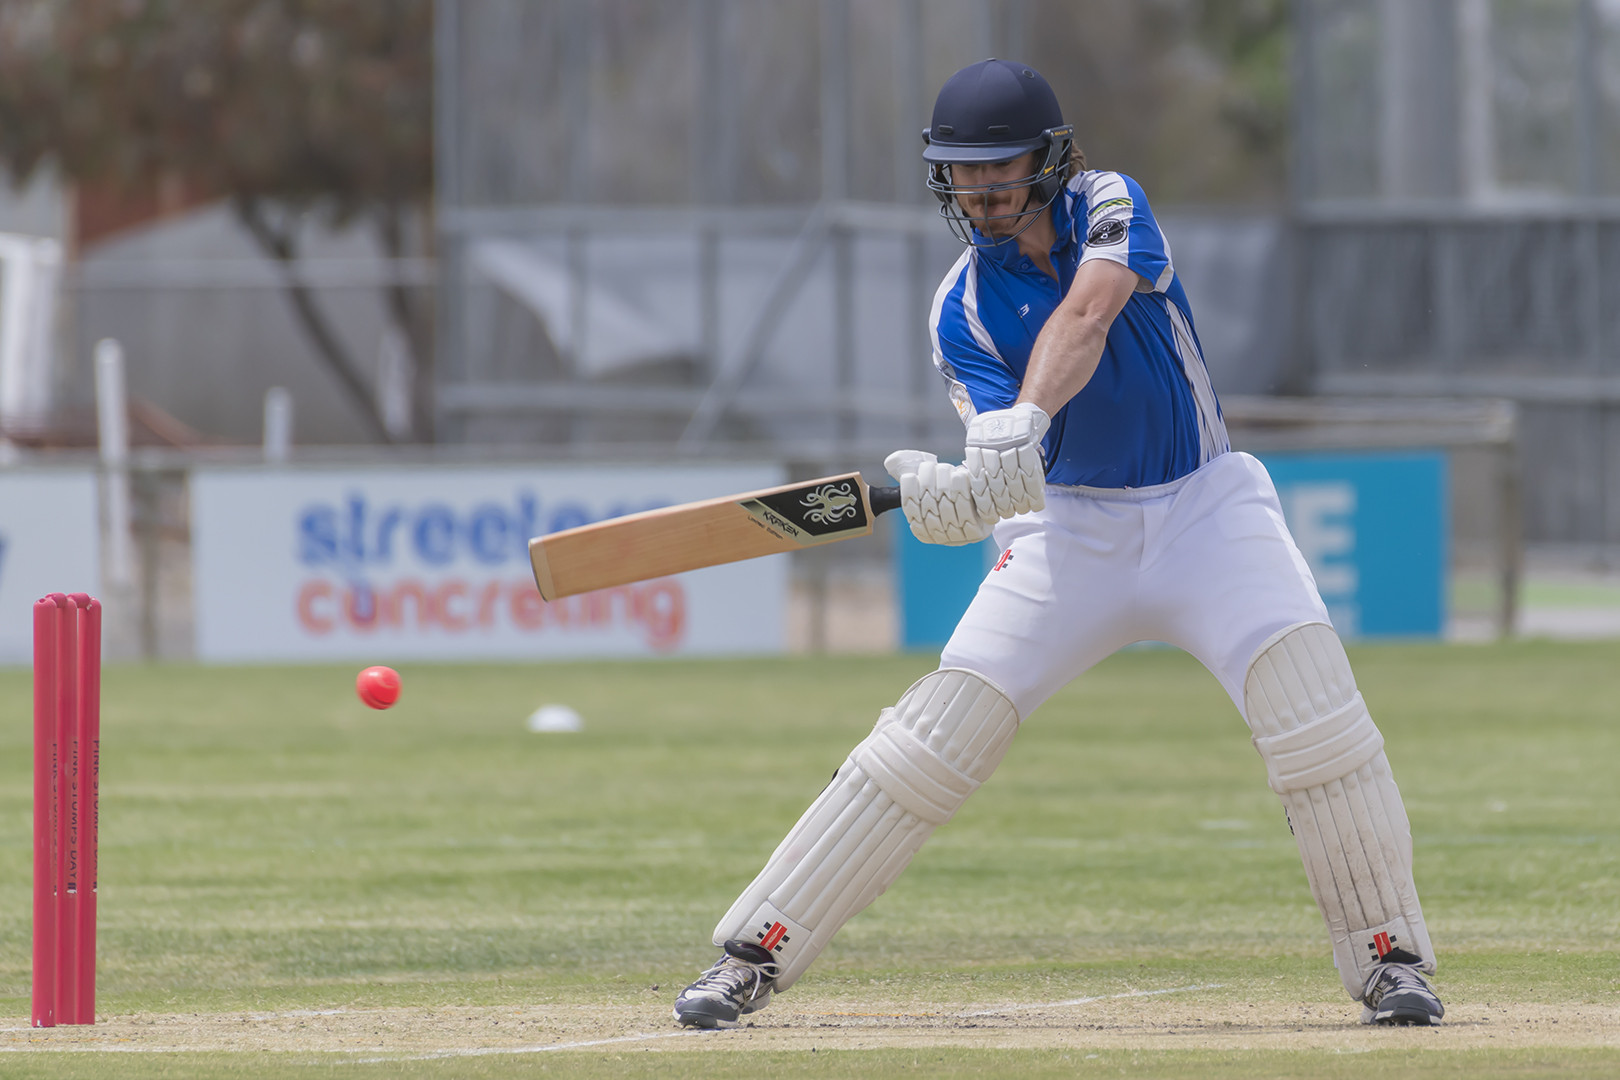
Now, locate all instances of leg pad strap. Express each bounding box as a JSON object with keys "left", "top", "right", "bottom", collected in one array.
[
  {"left": 1253, "top": 693, "right": 1383, "bottom": 794},
  {"left": 853, "top": 715, "right": 983, "bottom": 825}
]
